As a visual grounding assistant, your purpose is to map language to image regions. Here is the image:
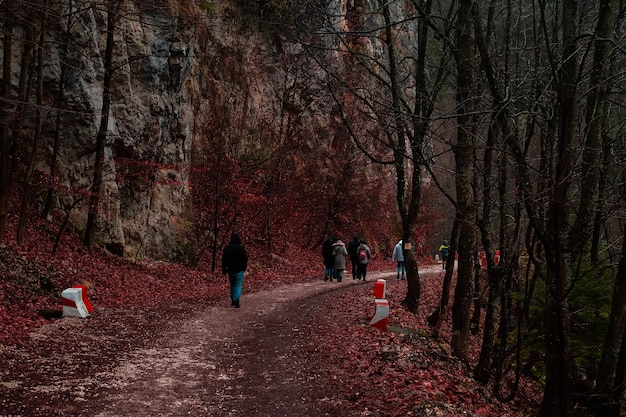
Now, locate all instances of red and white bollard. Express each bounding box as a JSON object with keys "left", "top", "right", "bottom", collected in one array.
[
  {"left": 369, "top": 298, "right": 389, "bottom": 330},
  {"left": 369, "top": 279, "right": 389, "bottom": 330},
  {"left": 373, "top": 278, "right": 386, "bottom": 299},
  {"left": 61, "top": 286, "right": 93, "bottom": 318}
]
